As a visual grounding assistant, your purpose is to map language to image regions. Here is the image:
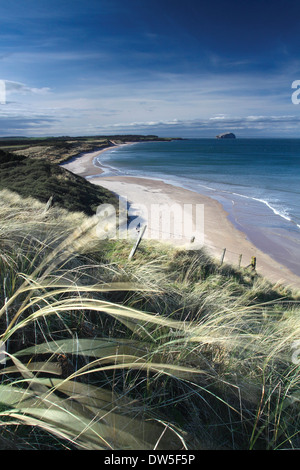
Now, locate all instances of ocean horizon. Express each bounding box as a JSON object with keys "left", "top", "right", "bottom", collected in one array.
[{"left": 94, "top": 138, "right": 300, "bottom": 278}]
